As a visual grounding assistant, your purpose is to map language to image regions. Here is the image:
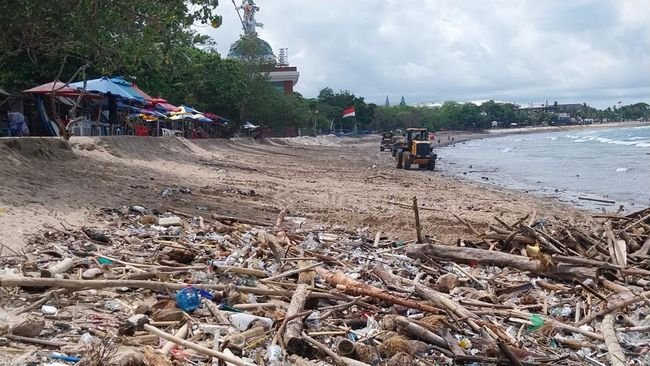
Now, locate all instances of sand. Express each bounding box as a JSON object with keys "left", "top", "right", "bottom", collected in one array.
[{"left": 0, "top": 134, "right": 592, "bottom": 254}]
